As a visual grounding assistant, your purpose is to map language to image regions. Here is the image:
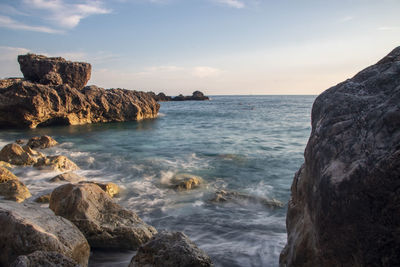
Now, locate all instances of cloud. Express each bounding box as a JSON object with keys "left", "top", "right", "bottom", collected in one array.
[
  {"left": 23, "top": 0, "right": 111, "bottom": 29},
  {"left": 0, "top": 15, "right": 61, "bottom": 33},
  {"left": 192, "top": 66, "right": 222, "bottom": 78},
  {"left": 213, "top": 0, "right": 245, "bottom": 8}
]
